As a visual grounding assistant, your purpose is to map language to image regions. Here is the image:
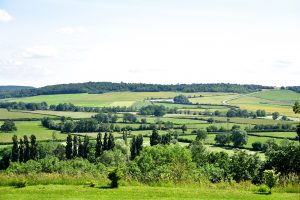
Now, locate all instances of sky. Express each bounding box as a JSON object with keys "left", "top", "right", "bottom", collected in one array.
[{"left": 0, "top": 0, "right": 299, "bottom": 87}]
